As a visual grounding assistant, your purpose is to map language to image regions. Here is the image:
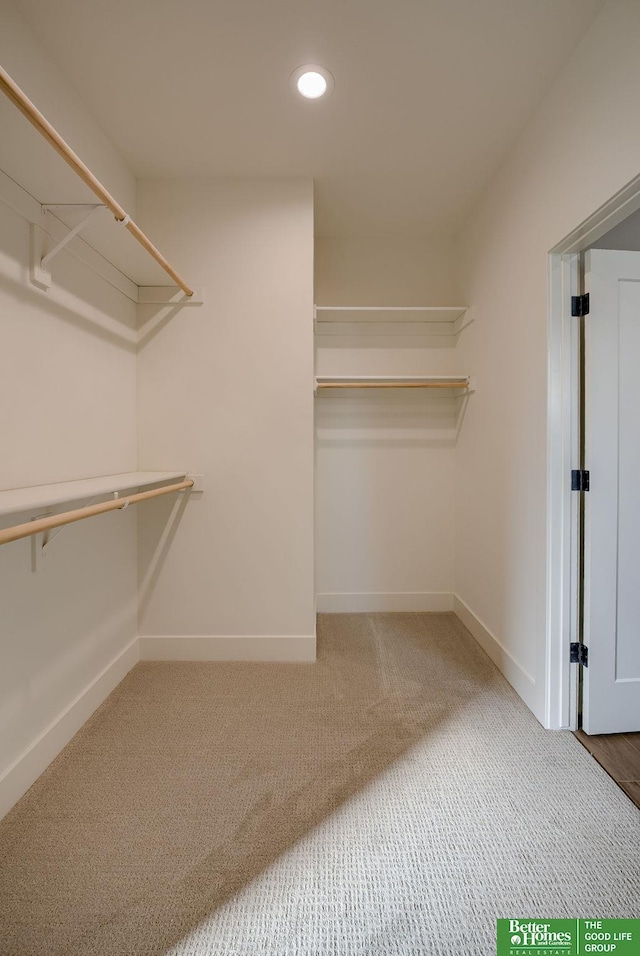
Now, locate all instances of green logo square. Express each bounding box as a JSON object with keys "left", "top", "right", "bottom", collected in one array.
[
  {"left": 497, "top": 919, "right": 640, "bottom": 956},
  {"left": 498, "top": 918, "right": 577, "bottom": 955}
]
